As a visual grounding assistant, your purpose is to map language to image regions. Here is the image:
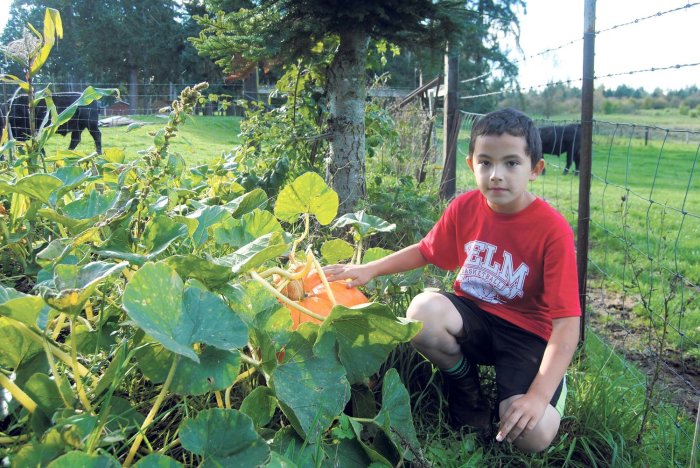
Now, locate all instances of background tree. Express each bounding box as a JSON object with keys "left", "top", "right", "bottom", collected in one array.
[
  {"left": 1, "top": 0, "right": 221, "bottom": 109},
  {"left": 192, "top": 0, "right": 471, "bottom": 214}
]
